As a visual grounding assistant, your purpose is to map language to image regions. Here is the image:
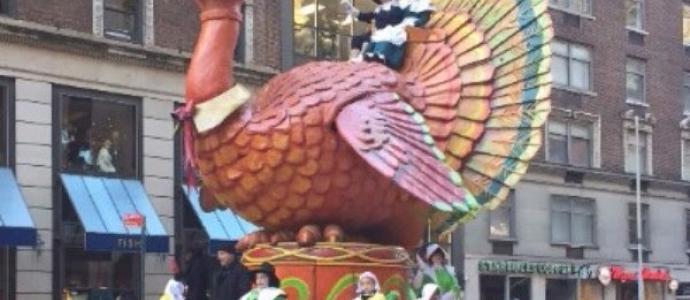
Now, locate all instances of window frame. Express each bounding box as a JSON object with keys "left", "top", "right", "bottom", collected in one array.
[
  {"left": 684, "top": 2, "right": 690, "bottom": 46},
  {"left": 103, "top": 0, "right": 144, "bottom": 43},
  {"left": 549, "top": 195, "right": 597, "bottom": 248},
  {"left": 52, "top": 85, "right": 143, "bottom": 180},
  {"left": 548, "top": 0, "right": 593, "bottom": 17},
  {"left": 552, "top": 39, "right": 594, "bottom": 93},
  {"left": 623, "top": 127, "right": 652, "bottom": 175},
  {"left": 625, "top": 0, "right": 645, "bottom": 32},
  {"left": 686, "top": 209, "right": 690, "bottom": 250},
  {"left": 289, "top": 0, "right": 376, "bottom": 66},
  {"left": 683, "top": 137, "right": 690, "bottom": 181},
  {"left": 0, "top": 77, "right": 14, "bottom": 169},
  {"left": 0, "top": 0, "right": 15, "bottom": 16},
  {"left": 627, "top": 202, "right": 650, "bottom": 249},
  {"left": 0, "top": 76, "right": 14, "bottom": 300},
  {"left": 546, "top": 119, "right": 594, "bottom": 167},
  {"left": 625, "top": 57, "right": 647, "bottom": 105},
  {"left": 488, "top": 190, "right": 516, "bottom": 241},
  {"left": 684, "top": 72, "right": 690, "bottom": 115}
]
